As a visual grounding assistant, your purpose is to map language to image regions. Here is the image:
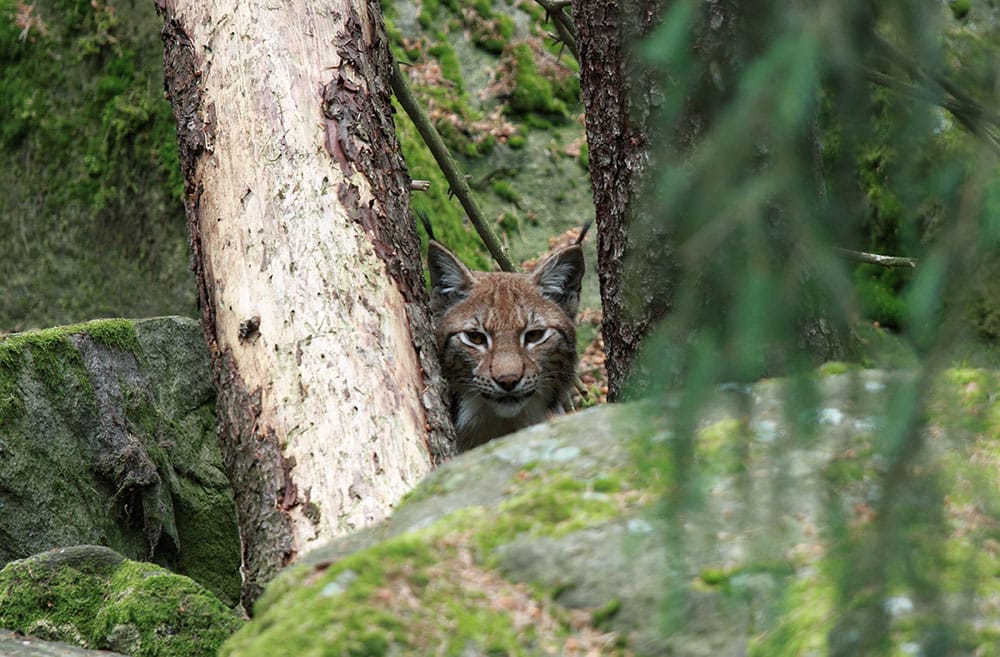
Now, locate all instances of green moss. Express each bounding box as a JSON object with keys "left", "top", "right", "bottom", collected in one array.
[
  {"left": 228, "top": 527, "right": 618, "bottom": 657},
  {"left": 417, "top": 0, "right": 438, "bottom": 30},
  {"left": 854, "top": 264, "right": 911, "bottom": 330},
  {"left": 0, "top": 319, "right": 141, "bottom": 407},
  {"left": 428, "top": 41, "right": 463, "bottom": 93},
  {"left": 83, "top": 318, "right": 141, "bottom": 354},
  {"left": 94, "top": 561, "right": 243, "bottom": 657},
  {"left": 1, "top": 0, "right": 194, "bottom": 329},
  {"left": 591, "top": 474, "right": 622, "bottom": 493},
  {"left": 698, "top": 567, "right": 730, "bottom": 588},
  {"left": 696, "top": 418, "right": 749, "bottom": 475},
  {"left": 0, "top": 562, "right": 108, "bottom": 644},
  {"left": 0, "top": 552, "right": 241, "bottom": 657},
  {"left": 591, "top": 598, "right": 622, "bottom": 628},
  {"left": 950, "top": 0, "right": 971, "bottom": 19},
  {"left": 816, "top": 361, "right": 855, "bottom": 377},
  {"left": 393, "top": 99, "right": 492, "bottom": 272},
  {"left": 465, "top": 0, "right": 513, "bottom": 54},
  {"left": 491, "top": 180, "right": 522, "bottom": 203},
  {"left": 508, "top": 44, "right": 568, "bottom": 117},
  {"left": 222, "top": 536, "right": 431, "bottom": 656},
  {"left": 498, "top": 211, "right": 520, "bottom": 235},
  {"left": 473, "top": 472, "right": 621, "bottom": 558},
  {"left": 748, "top": 573, "right": 833, "bottom": 657}
]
